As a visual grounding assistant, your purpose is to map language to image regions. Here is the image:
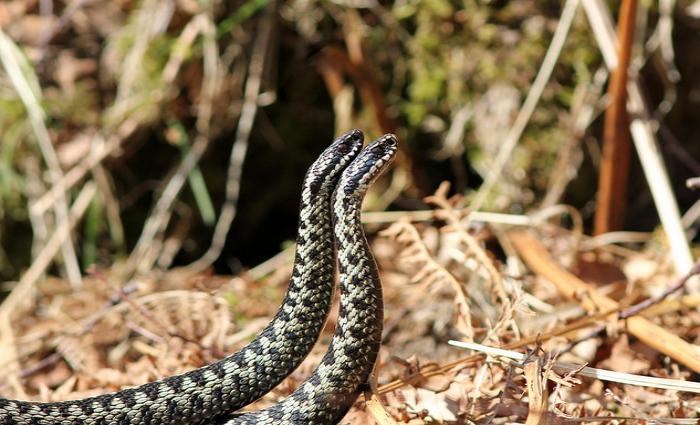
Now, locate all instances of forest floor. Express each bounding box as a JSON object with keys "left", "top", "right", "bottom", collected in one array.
[
  {"left": 3, "top": 190, "right": 700, "bottom": 423},
  {"left": 2, "top": 0, "right": 700, "bottom": 423}
]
